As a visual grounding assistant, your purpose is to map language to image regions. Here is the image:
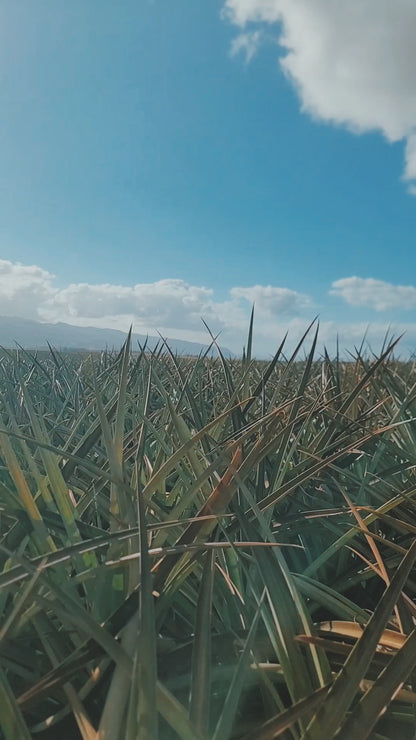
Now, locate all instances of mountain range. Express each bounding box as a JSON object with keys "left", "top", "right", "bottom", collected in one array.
[{"left": 0, "top": 316, "right": 233, "bottom": 356}]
